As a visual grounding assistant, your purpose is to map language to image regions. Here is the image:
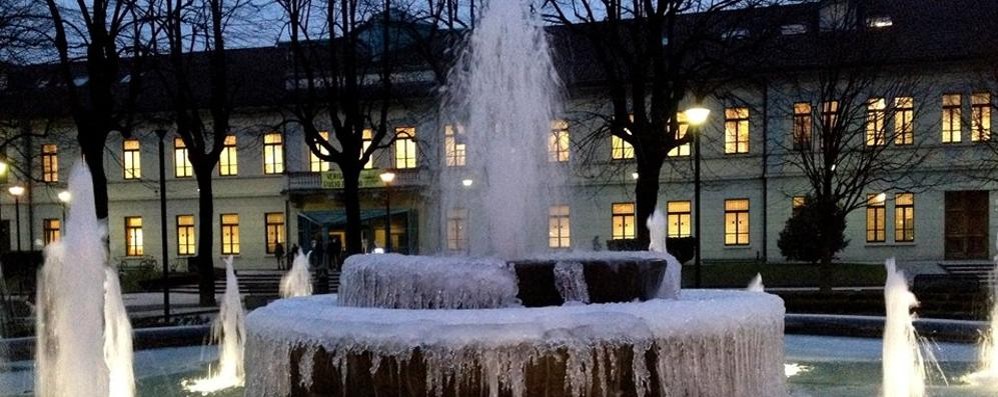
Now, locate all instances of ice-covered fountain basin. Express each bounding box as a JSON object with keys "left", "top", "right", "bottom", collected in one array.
[
  {"left": 244, "top": 290, "right": 785, "bottom": 396},
  {"left": 339, "top": 252, "right": 668, "bottom": 309}
]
